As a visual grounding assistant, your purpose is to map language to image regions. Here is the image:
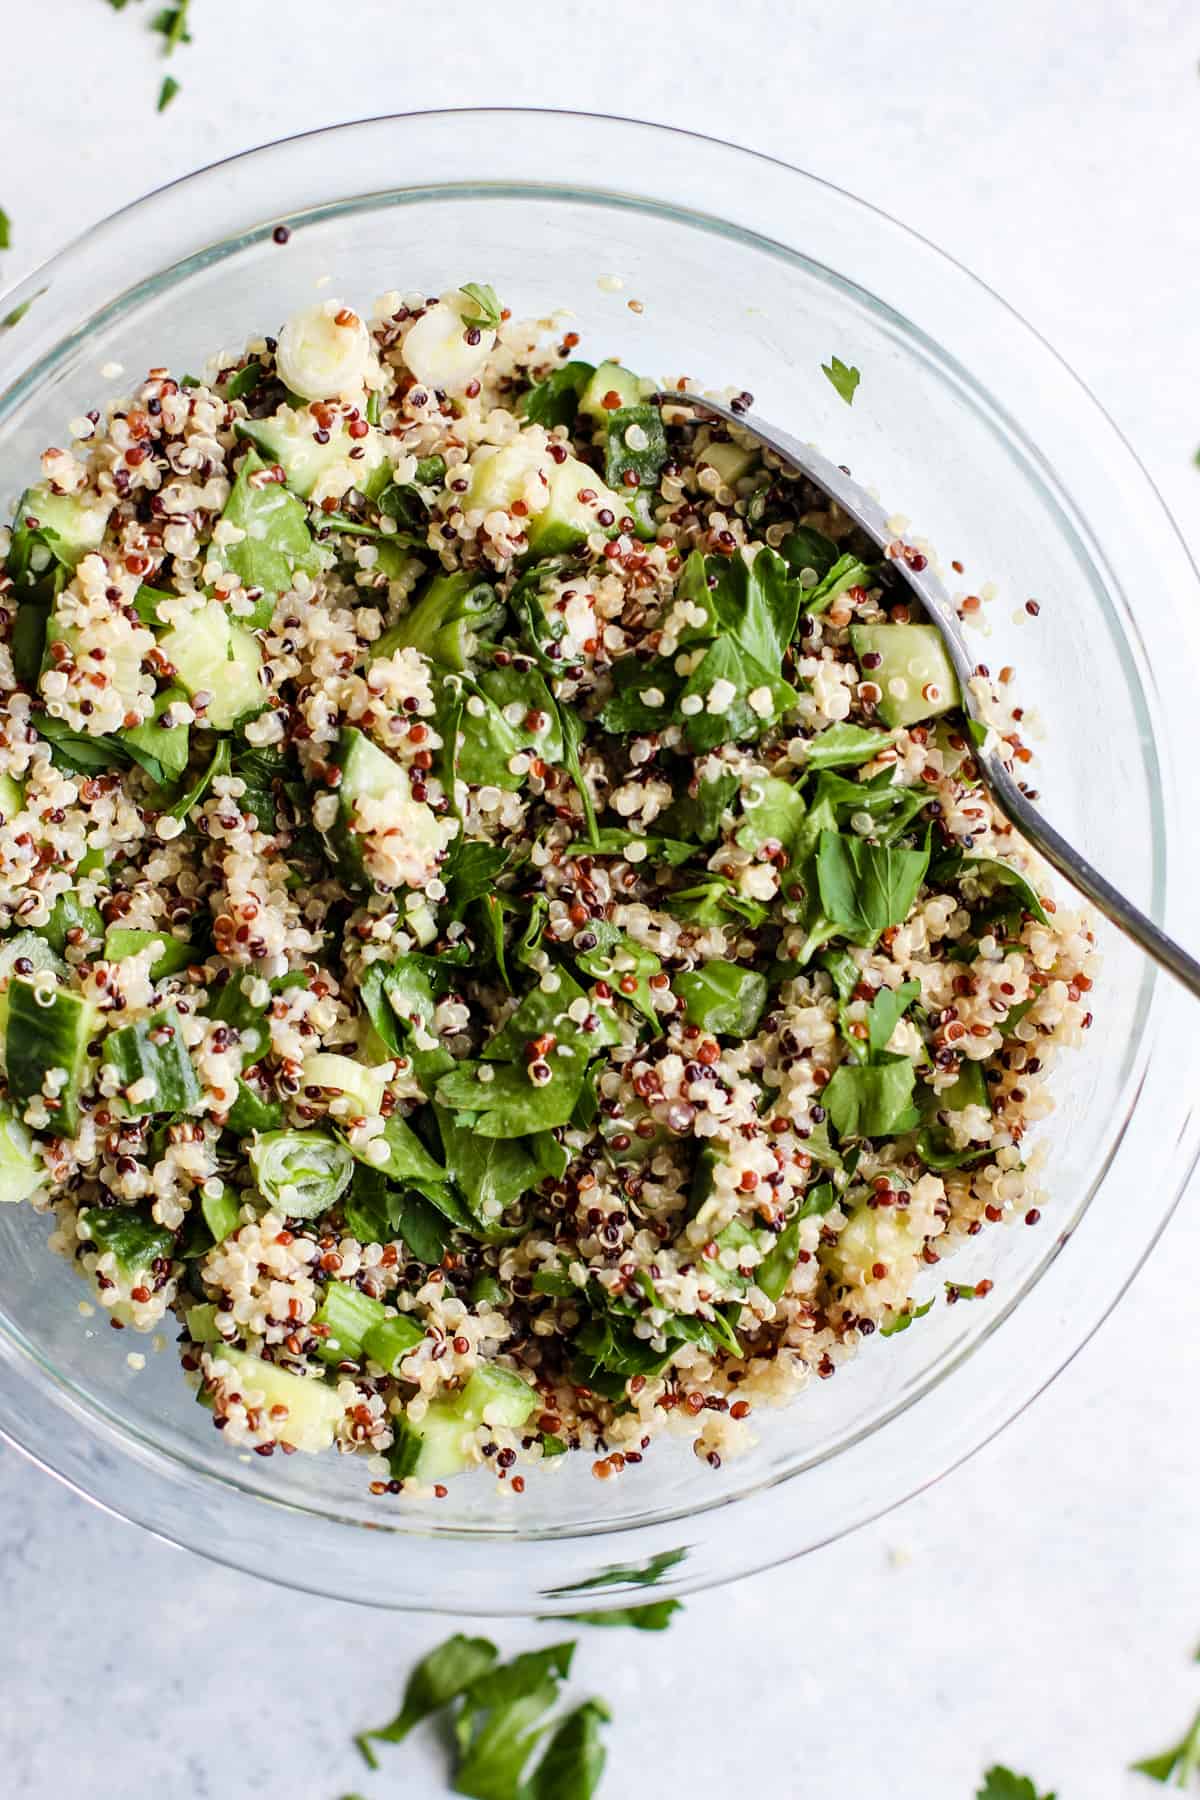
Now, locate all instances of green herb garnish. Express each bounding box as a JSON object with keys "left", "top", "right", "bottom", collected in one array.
[{"left": 821, "top": 355, "right": 861, "bottom": 405}]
